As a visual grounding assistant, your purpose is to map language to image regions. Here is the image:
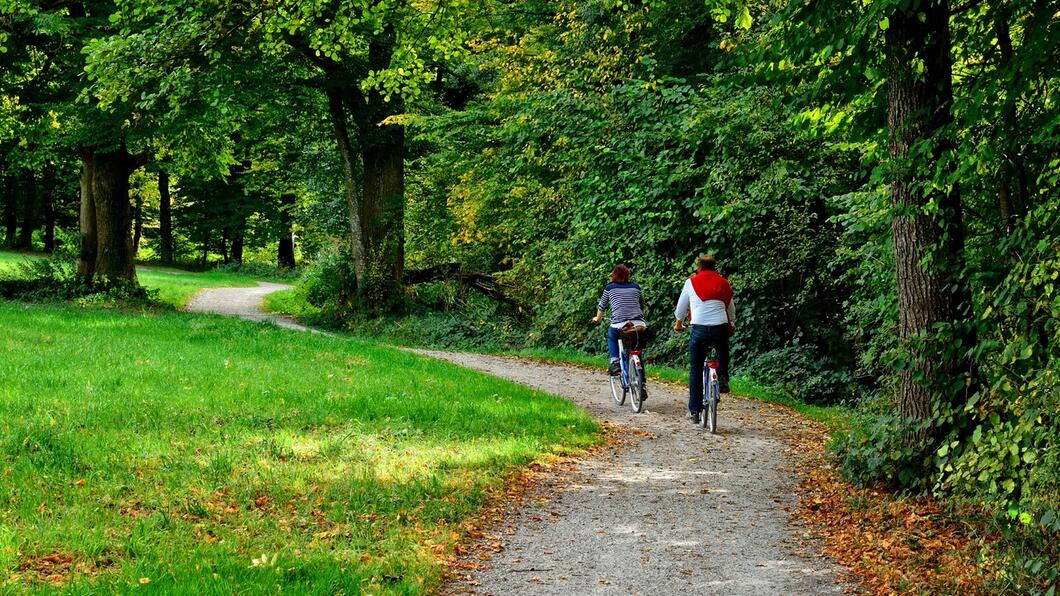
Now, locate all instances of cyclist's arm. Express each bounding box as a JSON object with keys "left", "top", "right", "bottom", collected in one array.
[
  {"left": 593, "top": 289, "right": 609, "bottom": 323},
  {"left": 726, "top": 299, "right": 735, "bottom": 325},
  {"left": 674, "top": 282, "right": 690, "bottom": 323}
]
